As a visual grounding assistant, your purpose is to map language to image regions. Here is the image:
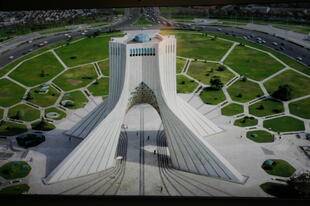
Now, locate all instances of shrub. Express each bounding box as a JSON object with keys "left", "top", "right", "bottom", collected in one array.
[
  {"left": 272, "top": 84, "right": 293, "bottom": 101},
  {"left": 217, "top": 65, "right": 226, "bottom": 71}
]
